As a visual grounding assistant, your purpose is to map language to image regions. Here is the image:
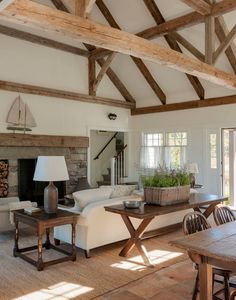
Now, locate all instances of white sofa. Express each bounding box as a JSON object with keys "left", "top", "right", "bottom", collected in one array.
[{"left": 54, "top": 186, "right": 193, "bottom": 257}]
